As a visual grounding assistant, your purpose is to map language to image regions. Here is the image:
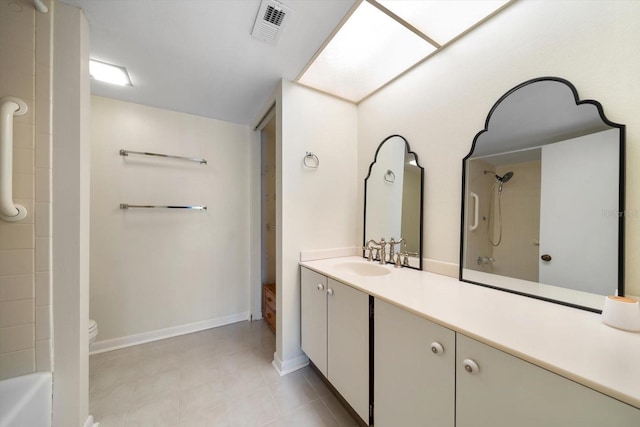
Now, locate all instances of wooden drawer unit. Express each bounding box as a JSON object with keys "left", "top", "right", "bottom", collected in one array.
[{"left": 263, "top": 283, "right": 276, "bottom": 332}]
